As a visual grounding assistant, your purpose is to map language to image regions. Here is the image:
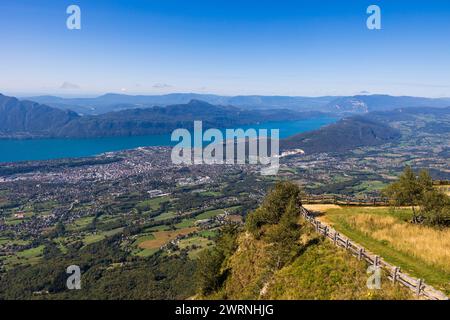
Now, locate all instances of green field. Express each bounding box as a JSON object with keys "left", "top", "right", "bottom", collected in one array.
[
  {"left": 16, "top": 245, "right": 45, "bottom": 259},
  {"left": 195, "top": 209, "right": 225, "bottom": 220},
  {"left": 67, "top": 216, "right": 95, "bottom": 231},
  {"left": 82, "top": 227, "right": 124, "bottom": 245},
  {"left": 194, "top": 190, "right": 222, "bottom": 197},
  {"left": 197, "top": 229, "right": 219, "bottom": 239},
  {"left": 133, "top": 233, "right": 156, "bottom": 246},
  {"left": 1, "top": 245, "right": 46, "bottom": 268},
  {"left": 134, "top": 248, "right": 159, "bottom": 257},
  {"left": 0, "top": 238, "right": 30, "bottom": 246},
  {"left": 353, "top": 180, "right": 387, "bottom": 193},
  {"left": 174, "top": 218, "right": 196, "bottom": 228},
  {"left": 154, "top": 211, "right": 177, "bottom": 221},
  {"left": 136, "top": 196, "right": 170, "bottom": 212},
  {"left": 178, "top": 236, "right": 213, "bottom": 258},
  {"left": 5, "top": 216, "right": 25, "bottom": 226},
  {"left": 144, "top": 225, "right": 172, "bottom": 232},
  {"left": 195, "top": 206, "right": 241, "bottom": 220}
]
